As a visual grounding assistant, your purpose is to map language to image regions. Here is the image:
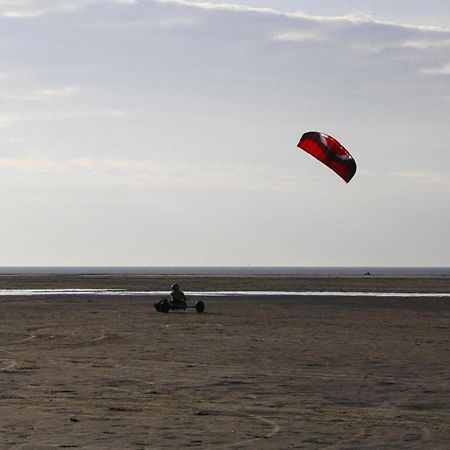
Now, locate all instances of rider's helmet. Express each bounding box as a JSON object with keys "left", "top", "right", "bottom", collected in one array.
[{"left": 171, "top": 283, "right": 180, "bottom": 291}]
